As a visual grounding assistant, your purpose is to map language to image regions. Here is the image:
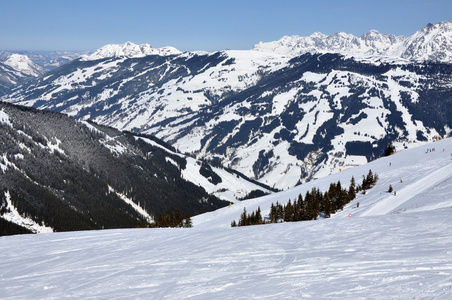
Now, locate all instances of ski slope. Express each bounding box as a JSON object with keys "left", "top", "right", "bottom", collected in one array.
[
  {"left": 1, "top": 138, "right": 452, "bottom": 299},
  {"left": 194, "top": 137, "right": 452, "bottom": 229}
]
